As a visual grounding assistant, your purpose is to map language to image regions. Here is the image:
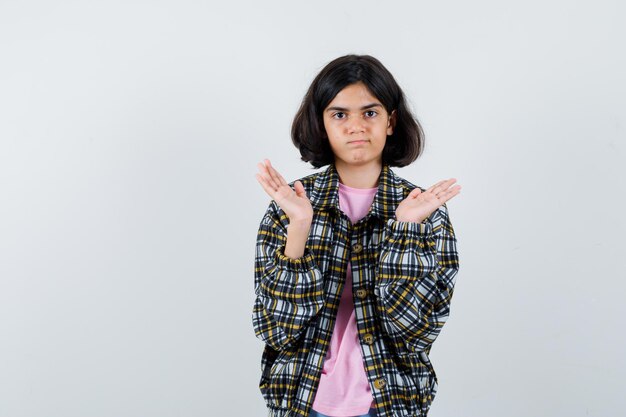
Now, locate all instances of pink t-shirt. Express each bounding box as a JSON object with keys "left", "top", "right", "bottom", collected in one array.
[{"left": 311, "top": 181, "right": 378, "bottom": 416}]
